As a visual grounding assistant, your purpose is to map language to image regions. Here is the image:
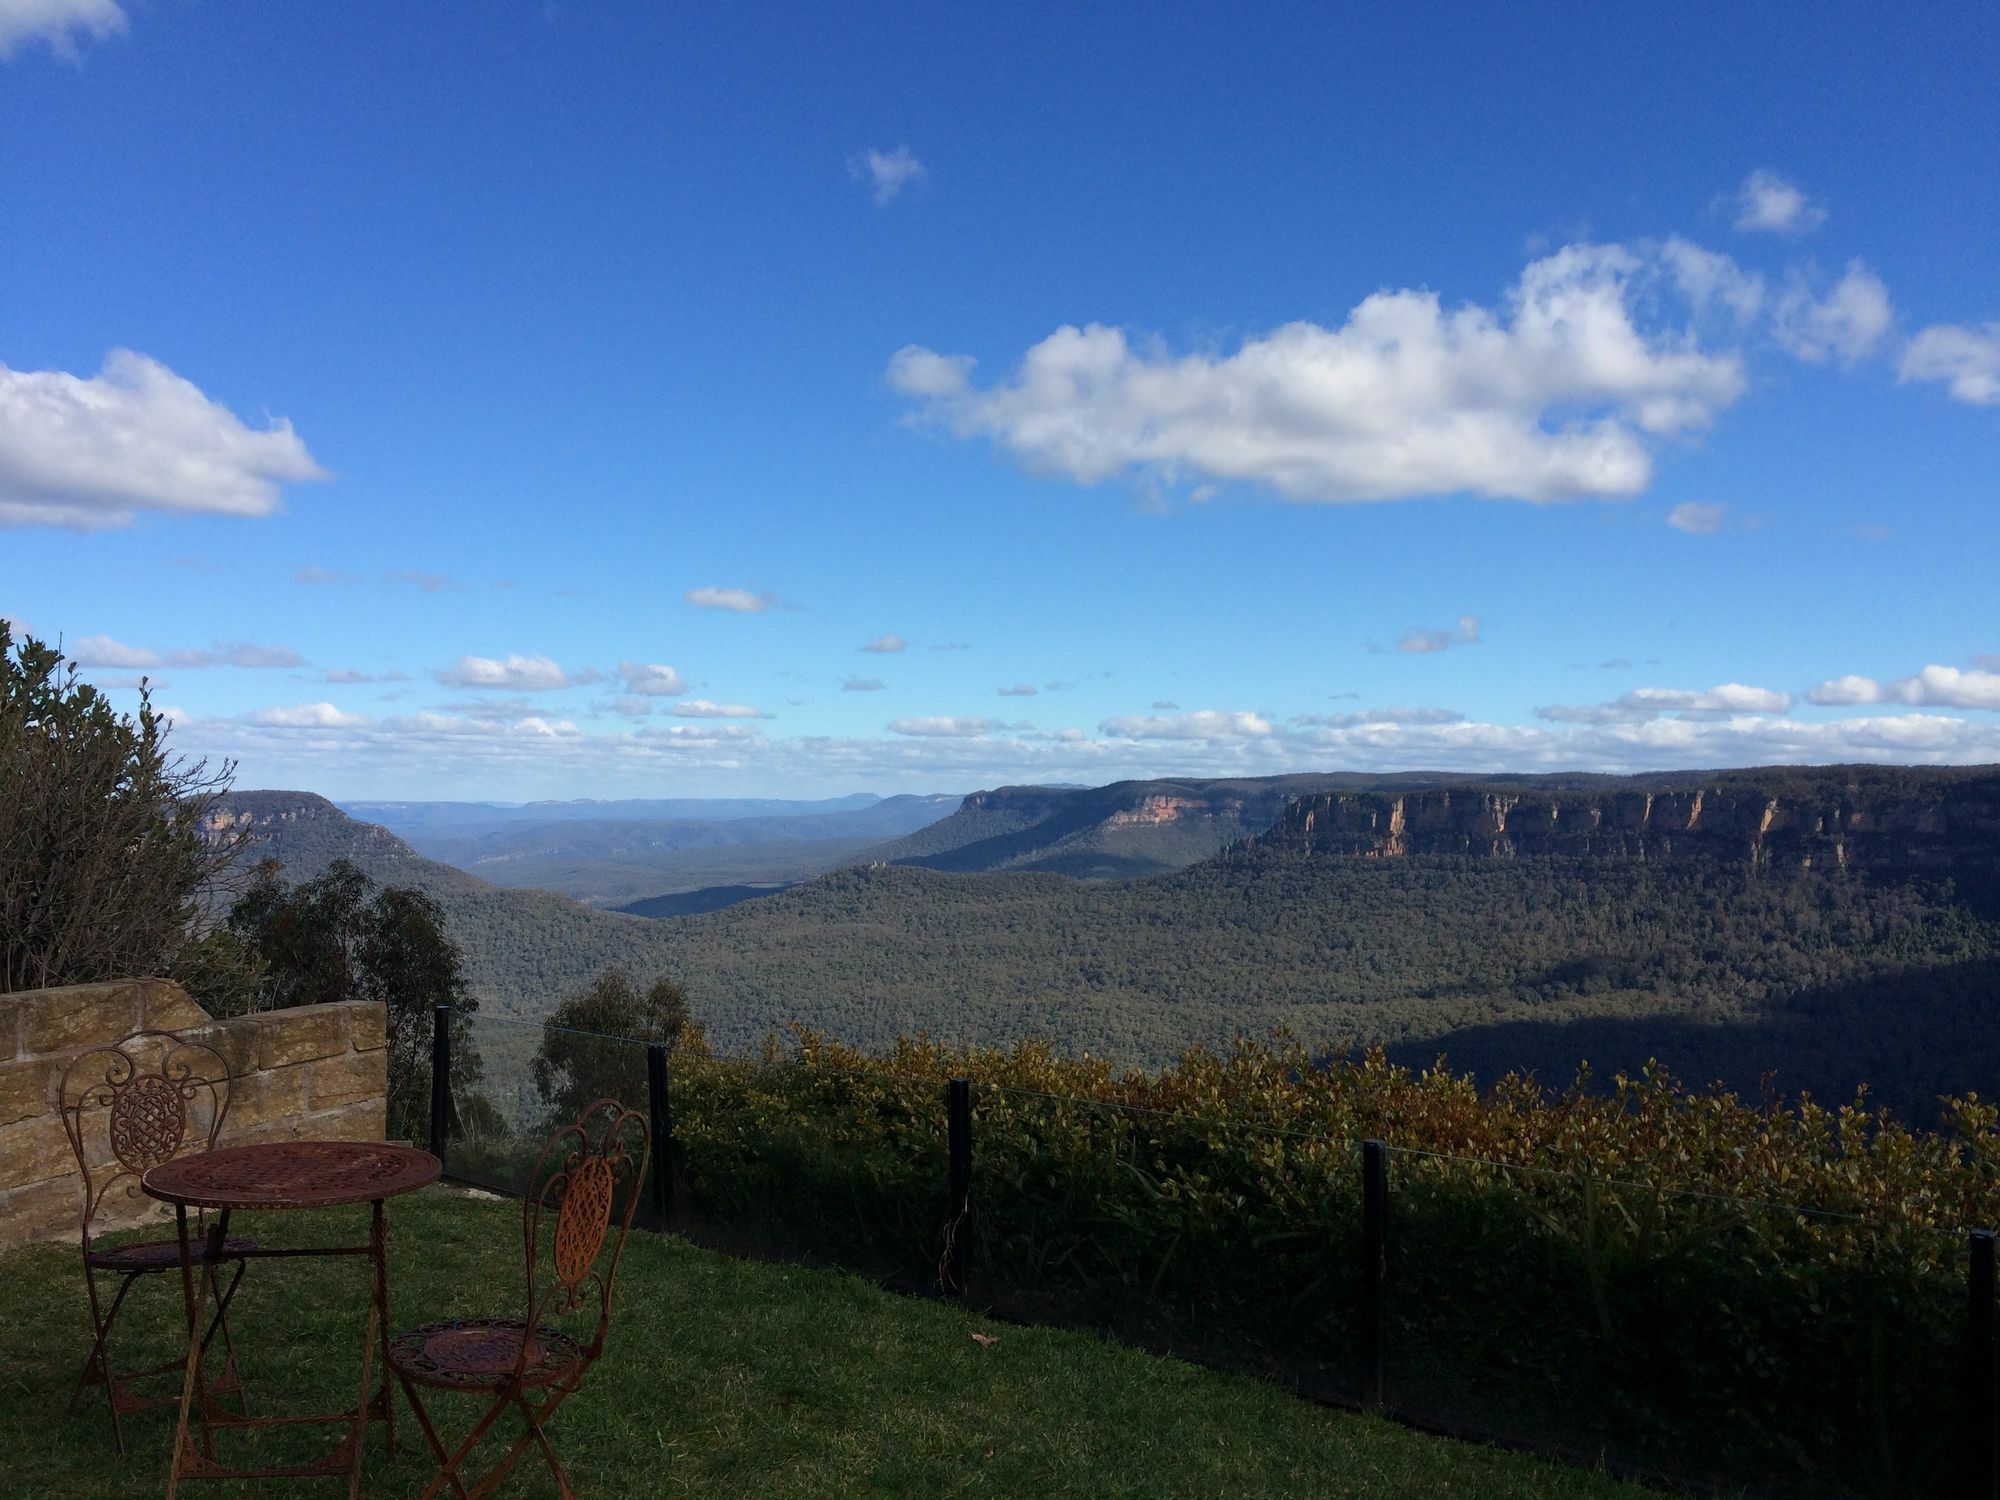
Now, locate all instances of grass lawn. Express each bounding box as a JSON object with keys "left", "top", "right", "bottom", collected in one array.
[{"left": 0, "top": 1187, "right": 1651, "bottom": 1498}]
